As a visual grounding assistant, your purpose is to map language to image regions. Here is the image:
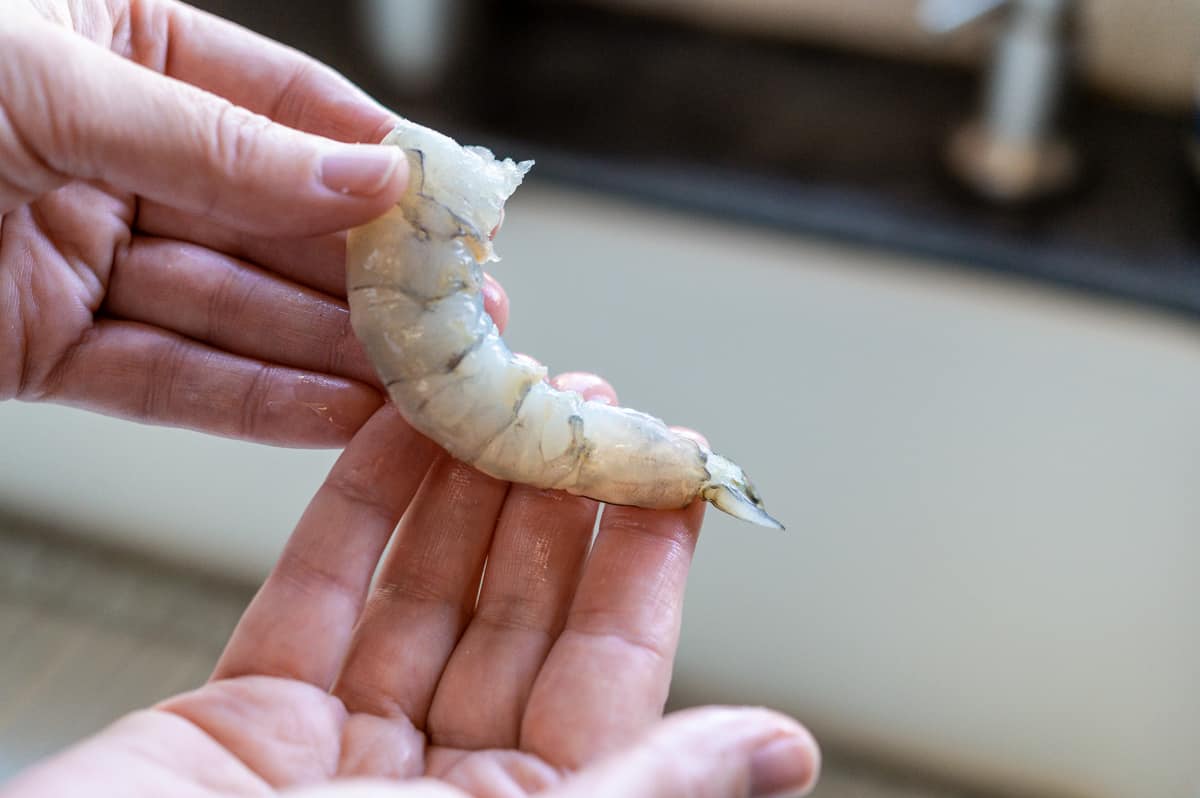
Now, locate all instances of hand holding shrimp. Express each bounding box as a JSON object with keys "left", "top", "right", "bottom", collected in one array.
[
  {"left": 0, "top": 0, "right": 437, "bottom": 445},
  {"left": 348, "top": 119, "right": 782, "bottom": 528}
]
